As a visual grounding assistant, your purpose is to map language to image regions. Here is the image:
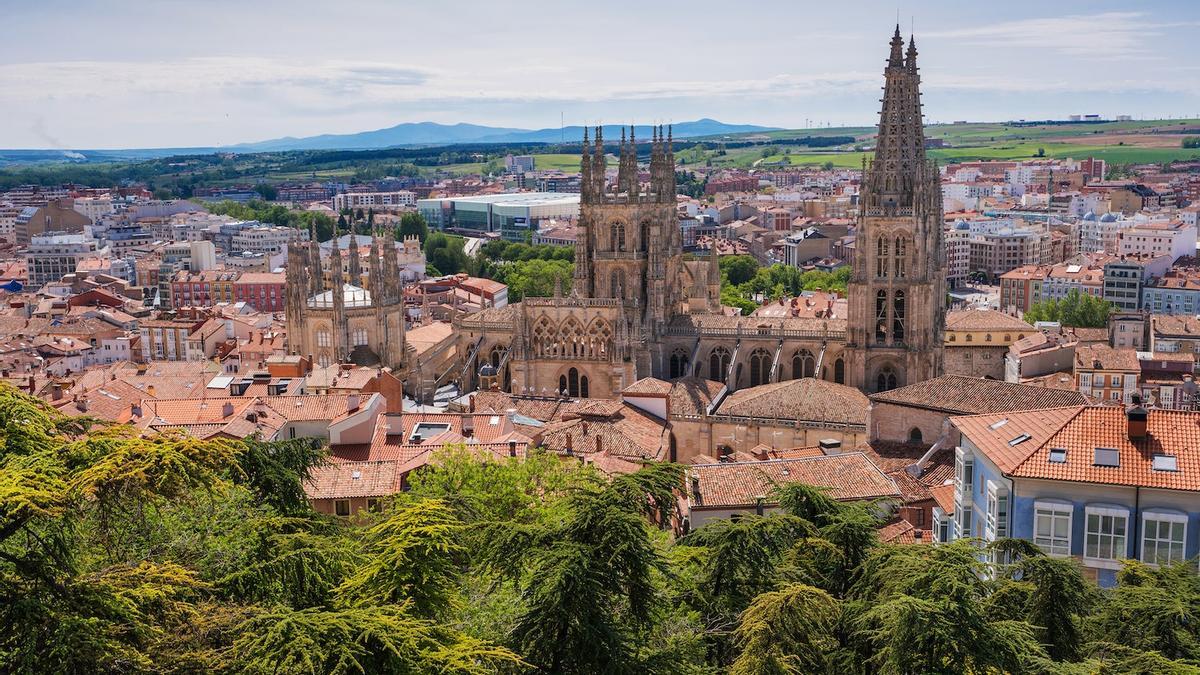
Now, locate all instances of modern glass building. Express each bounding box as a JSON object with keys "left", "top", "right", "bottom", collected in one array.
[{"left": 417, "top": 193, "right": 579, "bottom": 242}]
